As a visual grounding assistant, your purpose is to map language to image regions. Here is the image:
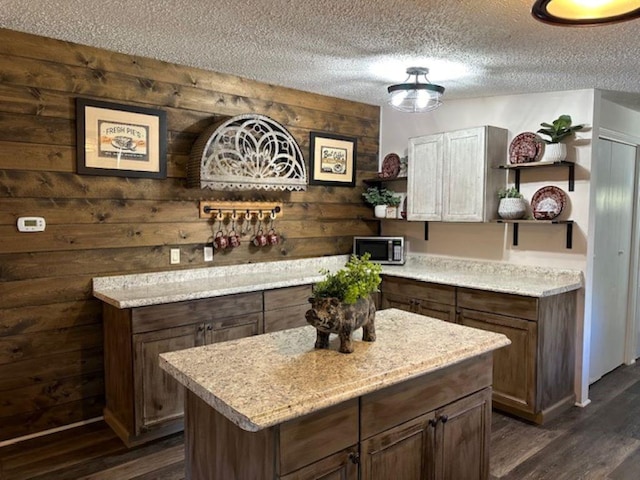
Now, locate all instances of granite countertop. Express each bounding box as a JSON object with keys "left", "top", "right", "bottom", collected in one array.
[
  {"left": 93, "top": 254, "right": 583, "bottom": 308},
  {"left": 159, "top": 308, "right": 510, "bottom": 432}
]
